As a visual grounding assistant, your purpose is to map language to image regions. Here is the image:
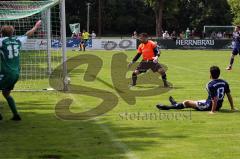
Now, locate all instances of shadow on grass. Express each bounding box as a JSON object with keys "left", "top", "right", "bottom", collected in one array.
[
  {"left": 219, "top": 109, "right": 240, "bottom": 114},
  {"left": 0, "top": 104, "right": 188, "bottom": 159}
]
